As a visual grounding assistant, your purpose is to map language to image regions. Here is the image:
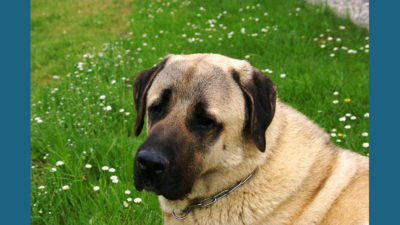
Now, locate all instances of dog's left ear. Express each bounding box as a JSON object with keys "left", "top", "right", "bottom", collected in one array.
[
  {"left": 133, "top": 58, "right": 168, "bottom": 136},
  {"left": 232, "top": 67, "right": 277, "bottom": 152}
]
